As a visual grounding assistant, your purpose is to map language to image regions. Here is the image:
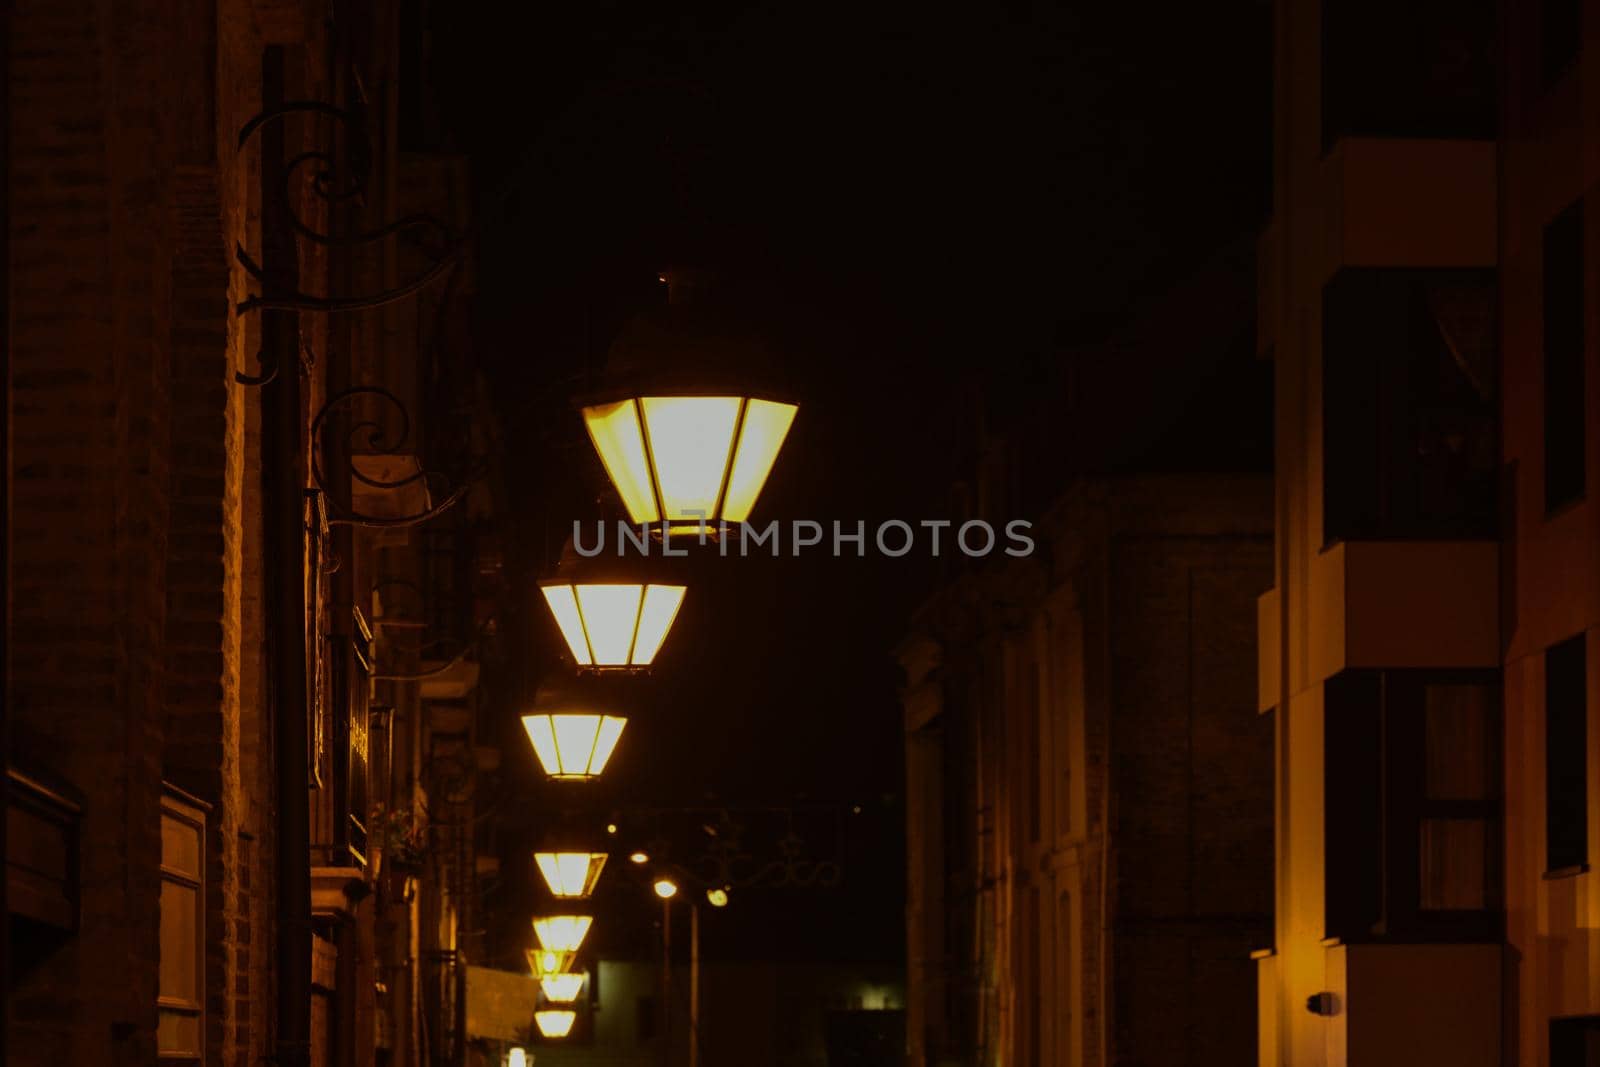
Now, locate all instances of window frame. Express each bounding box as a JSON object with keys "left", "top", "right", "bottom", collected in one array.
[{"left": 158, "top": 785, "right": 208, "bottom": 1064}]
